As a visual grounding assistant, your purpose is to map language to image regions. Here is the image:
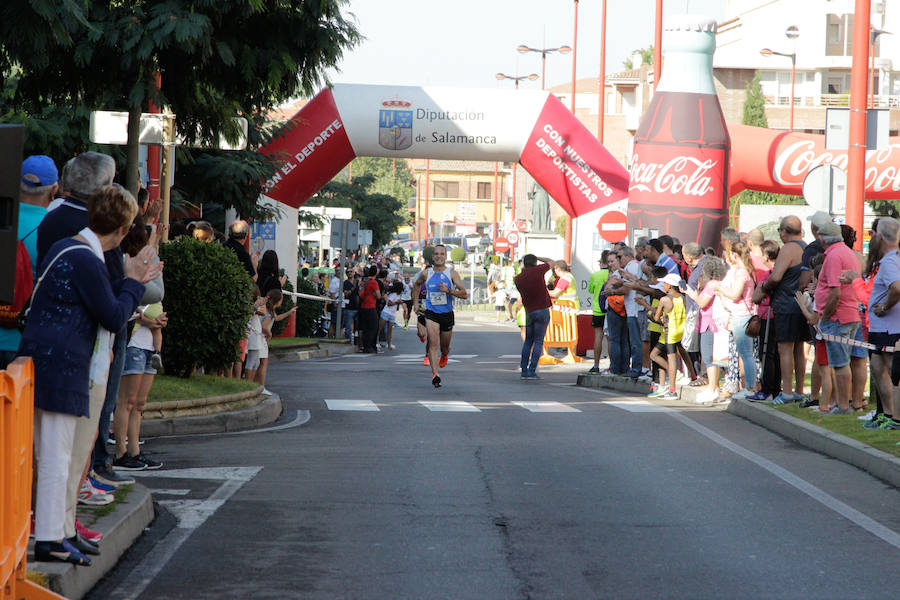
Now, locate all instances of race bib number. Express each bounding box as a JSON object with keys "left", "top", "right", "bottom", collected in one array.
[{"left": 429, "top": 291, "right": 448, "bottom": 305}]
